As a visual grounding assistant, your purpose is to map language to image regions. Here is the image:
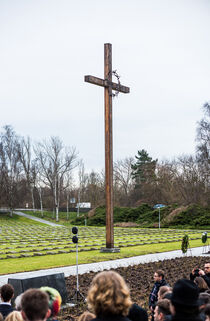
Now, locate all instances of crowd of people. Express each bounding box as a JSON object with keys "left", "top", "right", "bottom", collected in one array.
[{"left": 0, "top": 262, "right": 209, "bottom": 321}]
